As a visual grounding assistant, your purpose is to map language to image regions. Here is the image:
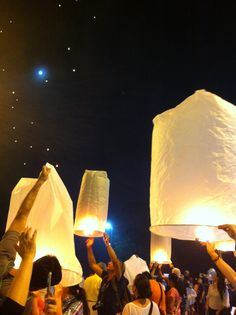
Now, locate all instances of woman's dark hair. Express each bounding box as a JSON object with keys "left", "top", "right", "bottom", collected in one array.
[
  {"left": 68, "top": 285, "right": 90, "bottom": 315},
  {"left": 168, "top": 273, "right": 179, "bottom": 287},
  {"left": 30, "top": 255, "right": 62, "bottom": 291},
  {"left": 142, "top": 271, "right": 152, "bottom": 280},
  {"left": 217, "top": 272, "right": 226, "bottom": 301},
  {"left": 134, "top": 273, "right": 152, "bottom": 299}
]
